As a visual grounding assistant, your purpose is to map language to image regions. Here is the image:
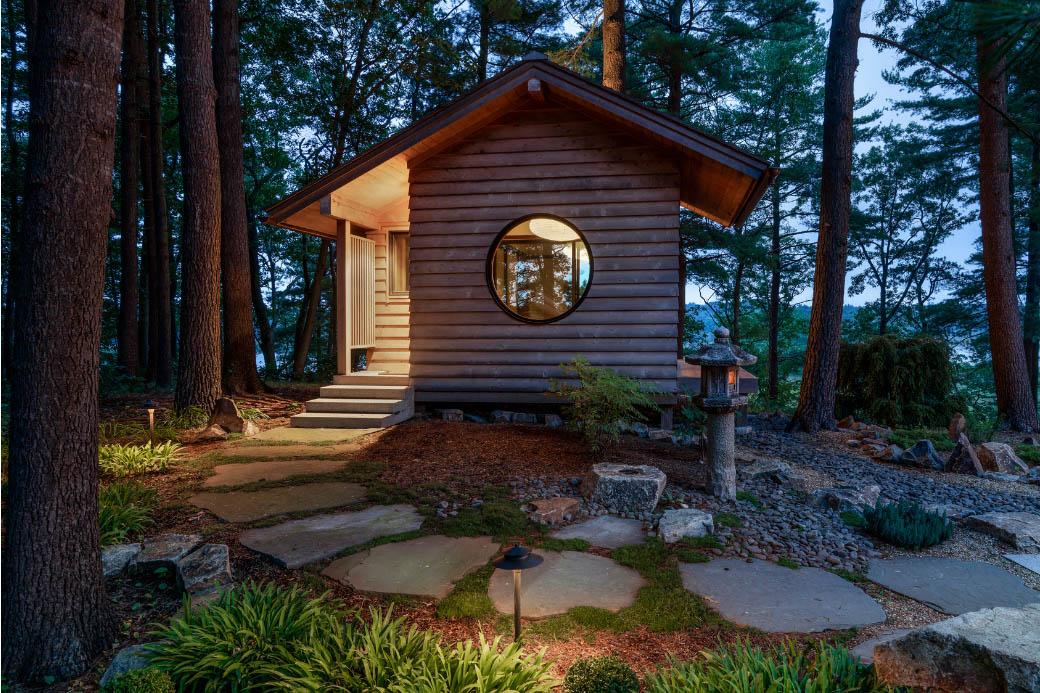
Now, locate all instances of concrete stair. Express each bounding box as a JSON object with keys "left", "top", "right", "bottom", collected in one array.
[{"left": 291, "top": 372, "right": 414, "bottom": 429}]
